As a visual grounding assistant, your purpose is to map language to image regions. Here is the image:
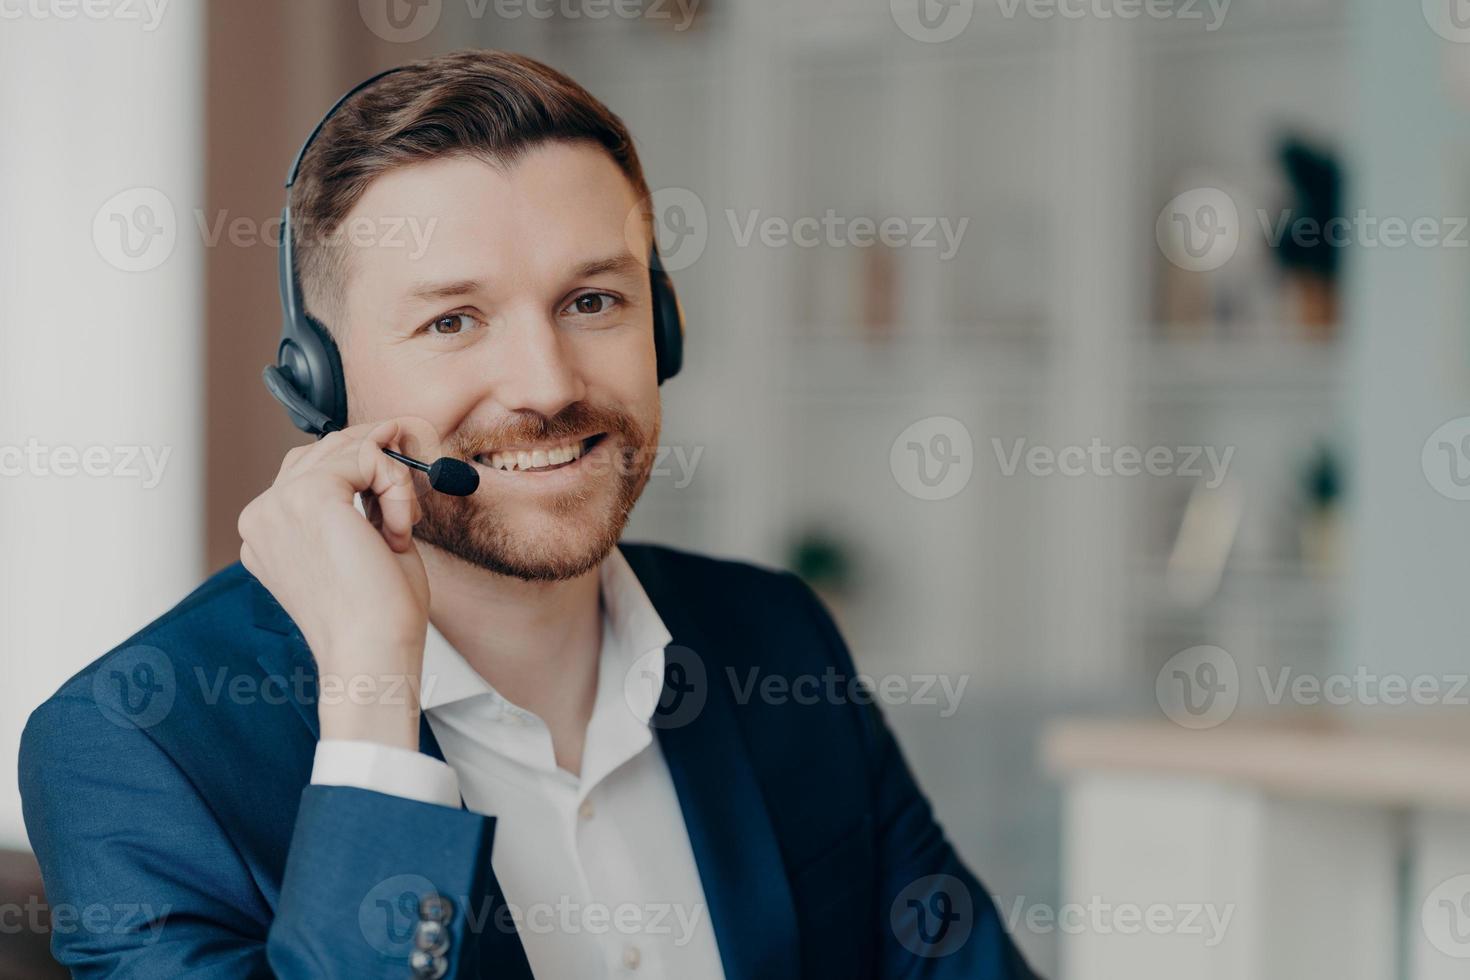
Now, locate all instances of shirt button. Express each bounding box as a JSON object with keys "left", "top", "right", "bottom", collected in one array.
[
  {"left": 578, "top": 800, "right": 595, "bottom": 821},
  {"left": 622, "top": 944, "right": 641, "bottom": 970}
]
